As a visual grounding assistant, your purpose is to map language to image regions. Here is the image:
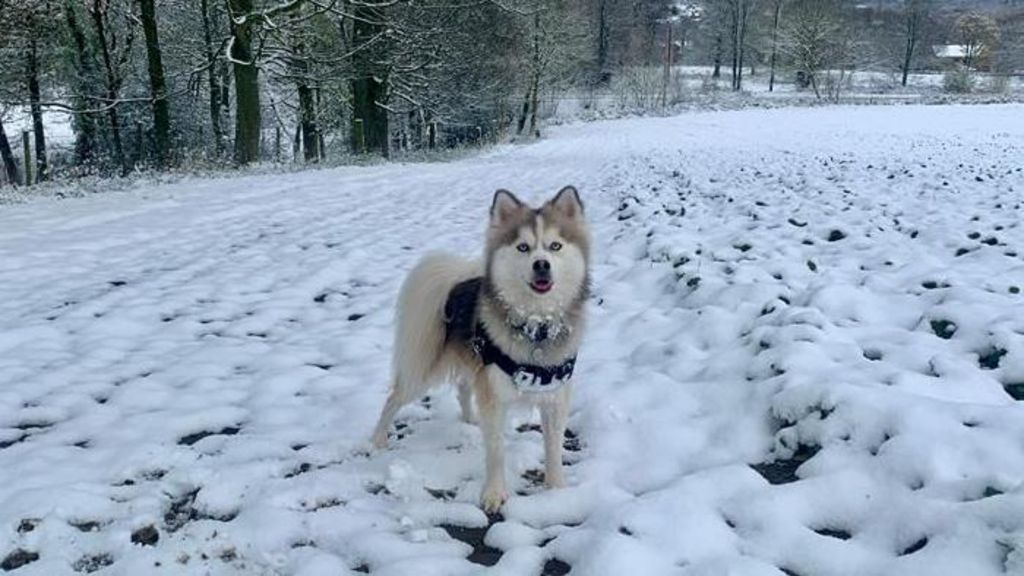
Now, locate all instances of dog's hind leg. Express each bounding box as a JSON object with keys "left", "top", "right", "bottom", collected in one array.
[{"left": 371, "top": 377, "right": 408, "bottom": 449}]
